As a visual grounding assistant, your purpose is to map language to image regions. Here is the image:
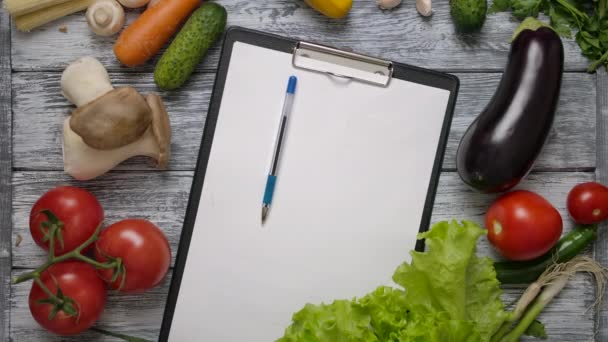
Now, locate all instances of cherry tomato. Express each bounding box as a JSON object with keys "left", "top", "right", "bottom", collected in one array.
[
  {"left": 485, "top": 190, "right": 563, "bottom": 261},
  {"left": 30, "top": 186, "right": 104, "bottom": 256},
  {"left": 95, "top": 219, "right": 171, "bottom": 293},
  {"left": 29, "top": 261, "right": 107, "bottom": 336},
  {"left": 567, "top": 182, "right": 608, "bottom": 224}
]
